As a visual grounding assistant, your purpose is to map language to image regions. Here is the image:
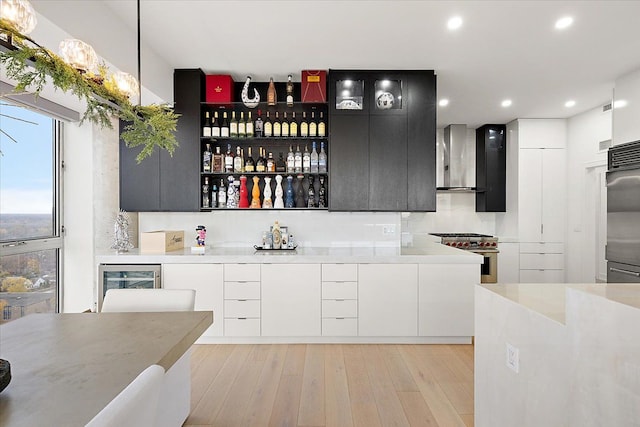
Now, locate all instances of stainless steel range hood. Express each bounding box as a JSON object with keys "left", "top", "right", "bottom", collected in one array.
[{"left": 437, "top": 124, "right": 476, "bottom": 192}]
